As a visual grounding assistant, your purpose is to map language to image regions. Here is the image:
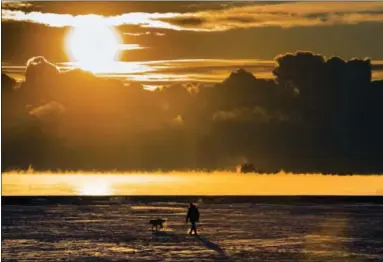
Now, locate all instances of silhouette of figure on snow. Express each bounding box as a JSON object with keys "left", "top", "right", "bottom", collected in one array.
[{"left": 186, "top": 202, "right": 200, "bottom": 235}]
